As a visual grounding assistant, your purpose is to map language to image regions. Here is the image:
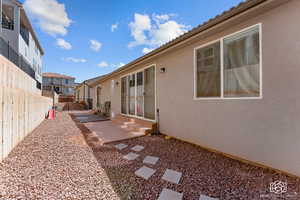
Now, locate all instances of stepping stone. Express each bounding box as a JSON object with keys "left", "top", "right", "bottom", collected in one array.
[
  {"left": 162, "top": 169, "right": 182, "bottom": 184},
  {"left": 158, "top": 188, "right": 183, "bottom": 200},
  {"left": 115, "top": 143, "right": 128, "bottom": 150},
  {"left": 199, "top": 195, "right": 219, "bottom": 200},
  {"left": 143, "top": 156, "right": 159, "bottom": 165},
  {"left": 134, "top": 166, "right": 156, "bottom": 180},
  {"left": 123, "top": 152, "right": 139, "bottom": 161},
  {"left": 131, "top": 145, "right": 144, "bottom": 152}
]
